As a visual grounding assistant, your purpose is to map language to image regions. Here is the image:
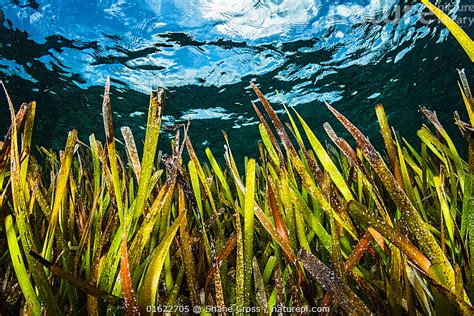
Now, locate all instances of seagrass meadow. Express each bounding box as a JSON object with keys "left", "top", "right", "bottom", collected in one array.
[
  {"left": 0, "top": 68, "right": 473, "bottom": 315},
  {"left": 1, "top": 2, "right": 474, "bottom": 316}
]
